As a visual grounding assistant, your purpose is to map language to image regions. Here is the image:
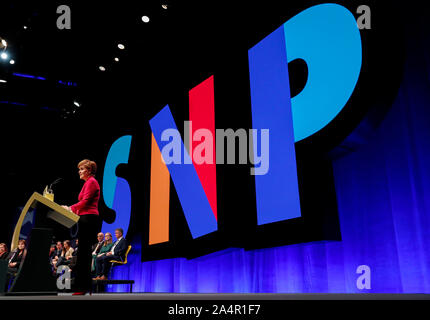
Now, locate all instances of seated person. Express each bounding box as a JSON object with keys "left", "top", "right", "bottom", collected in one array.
[
  {"left": 8, "top": 240, "right": 27, "bottom": 276},
  {"left": 69, "top": 239, "right": 78, "bottom": 272},
  {"left": 50, "top": 241, "right": 63, "bottom": 269},
  {"left": 54, "top": 240, "right": 74, "bottom": 270},
  {"left": 72, "top": 239, "right": 78, "bottom": 256},
  {"left": 0, "top": 243, "right": 10, "bottom": 260},
  {"left": 91, "top": 232, "right": 113, "bottom": 273},
  {"left": 94, "top": 228, "right": 127, "bottom": 280},
  {"left": 48, "top": 244, "right": 56, "bottom": 260},
  {"left": 92, "top": 233, "right": 105, "bottom": 254}
]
